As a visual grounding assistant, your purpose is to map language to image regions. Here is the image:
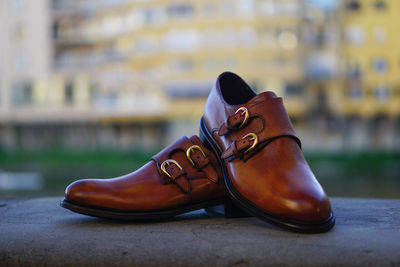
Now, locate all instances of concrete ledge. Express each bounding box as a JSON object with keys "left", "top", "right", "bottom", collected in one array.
[{"left": 0, "top": 197, "right": 399, "bottom": 266}]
